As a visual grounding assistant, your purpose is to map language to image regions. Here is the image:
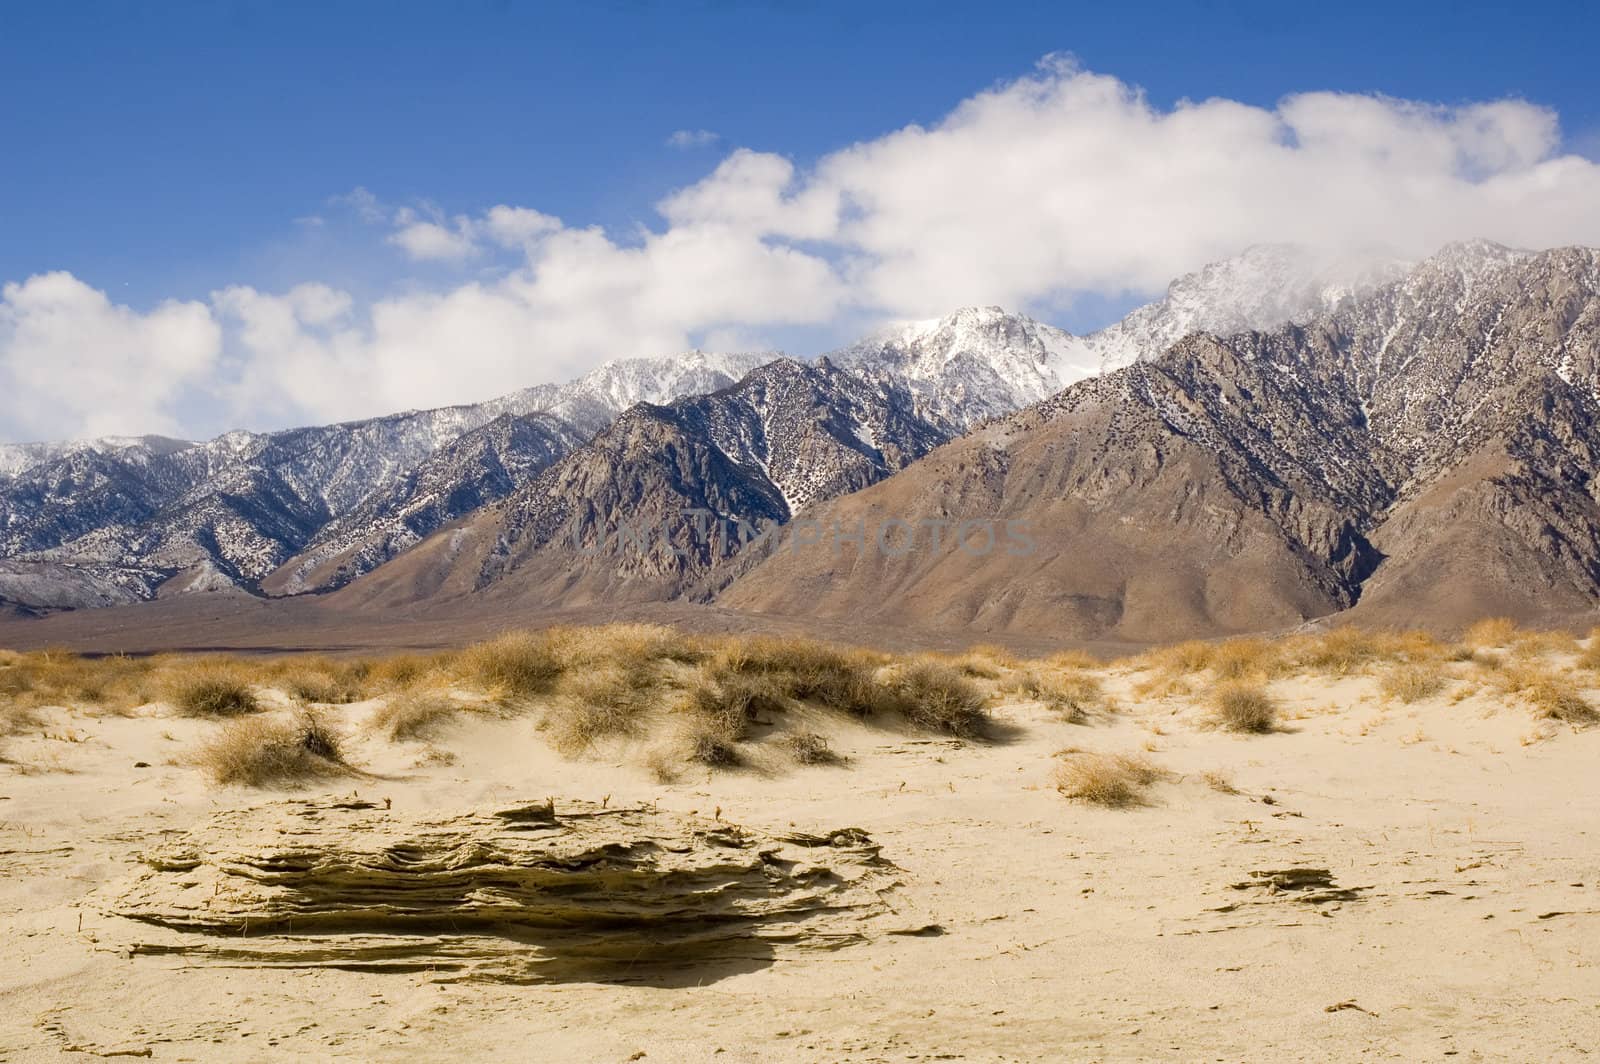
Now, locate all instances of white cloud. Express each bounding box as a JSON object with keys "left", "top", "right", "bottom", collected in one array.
[
  {"left": 9, "top": 57, "right": 1600, "bottom": 441},
  {"left": 388, "top": 206, "right": 481, "bottom": 262},
  {"left": 667, "top": 129, "right": 719, "bottom": 149},
  {"left": 0, "top": 273, "right": 221, "bottom": 440}
]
